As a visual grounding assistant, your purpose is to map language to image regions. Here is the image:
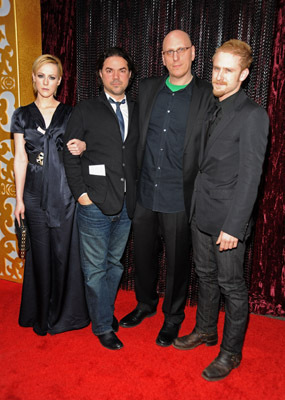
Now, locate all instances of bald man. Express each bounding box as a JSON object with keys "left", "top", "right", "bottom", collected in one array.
[{"left": 120, "top": 30, "right": 214, "bottom": 346}]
